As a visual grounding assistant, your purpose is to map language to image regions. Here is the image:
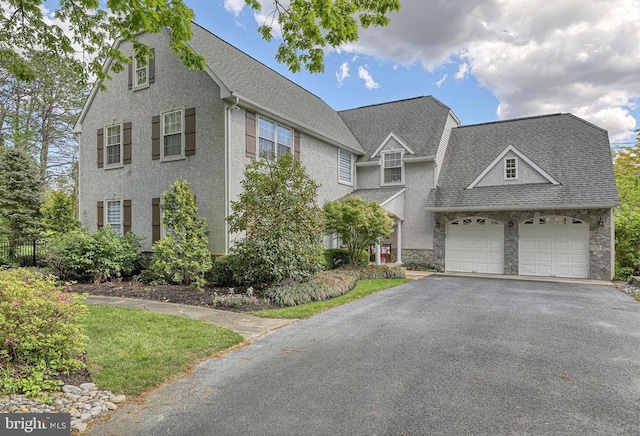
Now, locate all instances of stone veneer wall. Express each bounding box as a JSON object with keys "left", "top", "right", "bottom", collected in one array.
[
  {"left": 389, "top": 249, "right": 434, "bottom": 265},
  {"left": 432, "top": 209, "right": 612, "bottom": 280}
]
